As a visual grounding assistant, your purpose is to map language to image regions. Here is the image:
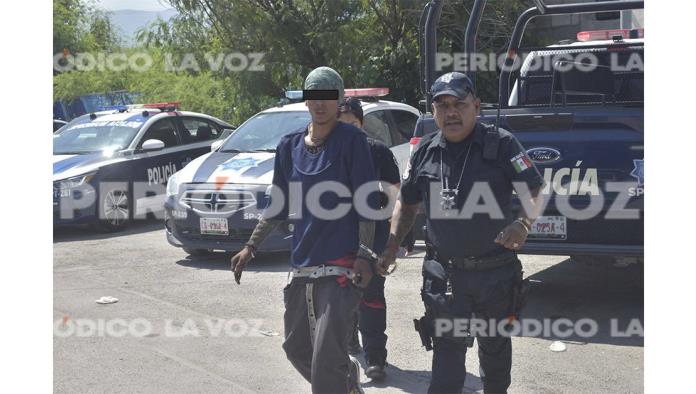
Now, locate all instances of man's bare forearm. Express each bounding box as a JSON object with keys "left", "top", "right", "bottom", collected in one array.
[
  {"left": 385, "top": 199, "right": 419, "bottom": 253},
  {"left": 359, "top": 221, "right": 375, "bottom": 251},
  {"left": 245, "top": 218, "right": 282, "bottom": 248}
]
